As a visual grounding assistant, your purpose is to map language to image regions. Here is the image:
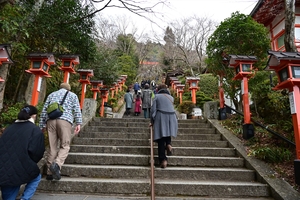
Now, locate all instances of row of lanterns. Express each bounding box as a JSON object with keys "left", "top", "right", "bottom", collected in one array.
[
  {"left": 168, "top": 76, "right": 200, "bottom": 104},
  {"left": 221, "top": 52, "right": 300, "bottom": 185},
  {"left": 167, "top": 52, "right": 300, "bottom": 184},
  {"left": 0, "top": 44, "right": 127, "bottom": 117},
  {"left": 27, "top": 53, "right": 126, "bottom": 117}
]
